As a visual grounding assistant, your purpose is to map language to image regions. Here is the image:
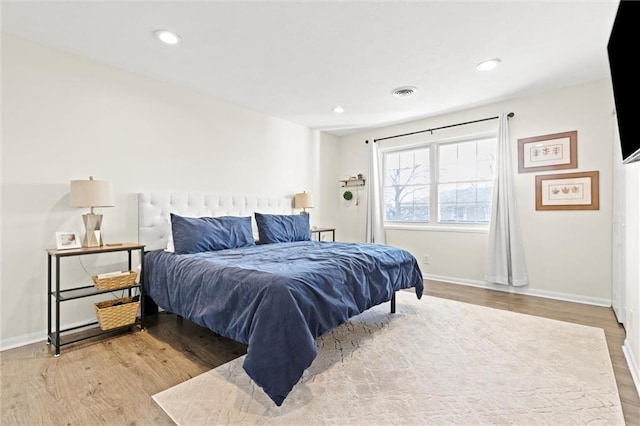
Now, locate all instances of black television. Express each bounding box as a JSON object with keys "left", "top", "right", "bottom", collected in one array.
[{"left": 608, "top": 0, "right": 640, "bottom": 164}]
